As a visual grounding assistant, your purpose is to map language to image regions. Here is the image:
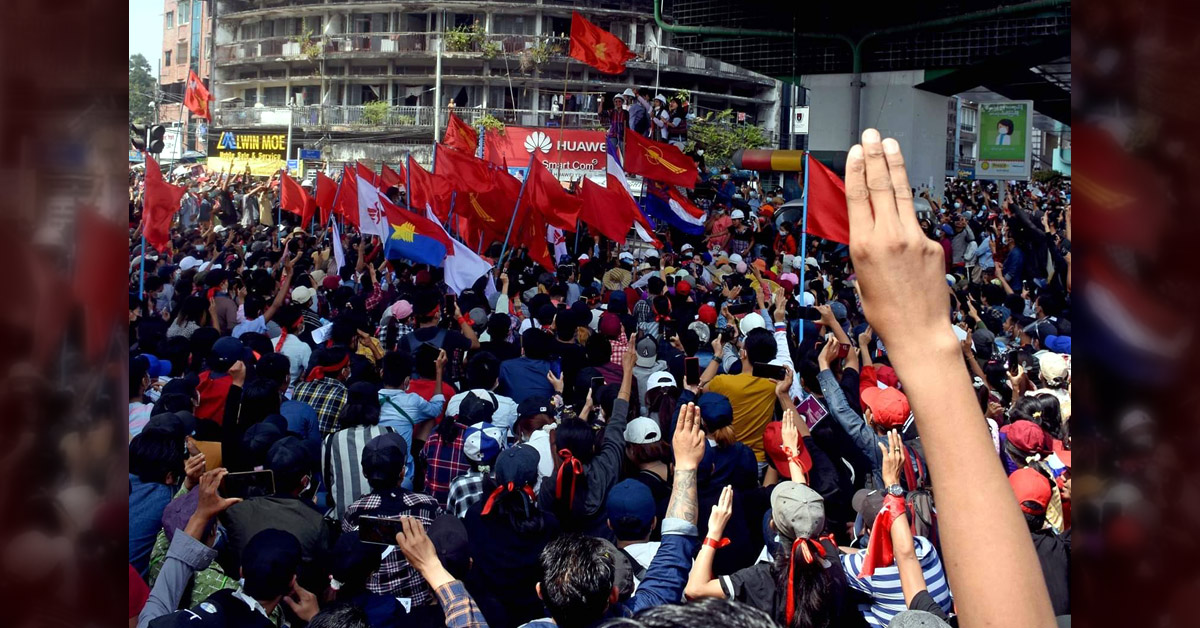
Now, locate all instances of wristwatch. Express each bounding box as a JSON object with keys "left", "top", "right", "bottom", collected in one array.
[{"left": 886, "top": 484, "right": 904, "bottom": 497}]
